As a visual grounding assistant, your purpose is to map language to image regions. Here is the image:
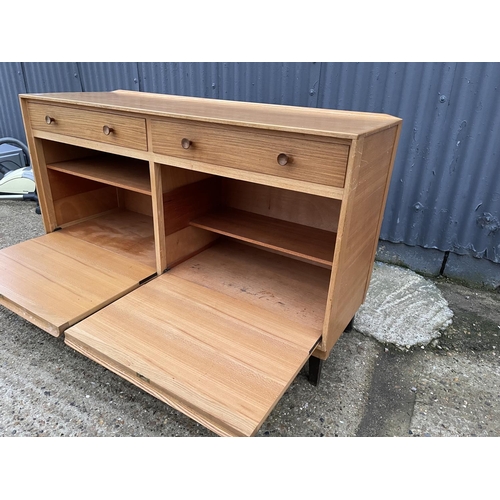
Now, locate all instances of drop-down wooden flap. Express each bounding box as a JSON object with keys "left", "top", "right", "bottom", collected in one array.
[
  {"left": 0, "top": 232, "right": 156, "bottom": 337},
  {"left": 65, "top": 271, "right": 323, "bottom": 437}
]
